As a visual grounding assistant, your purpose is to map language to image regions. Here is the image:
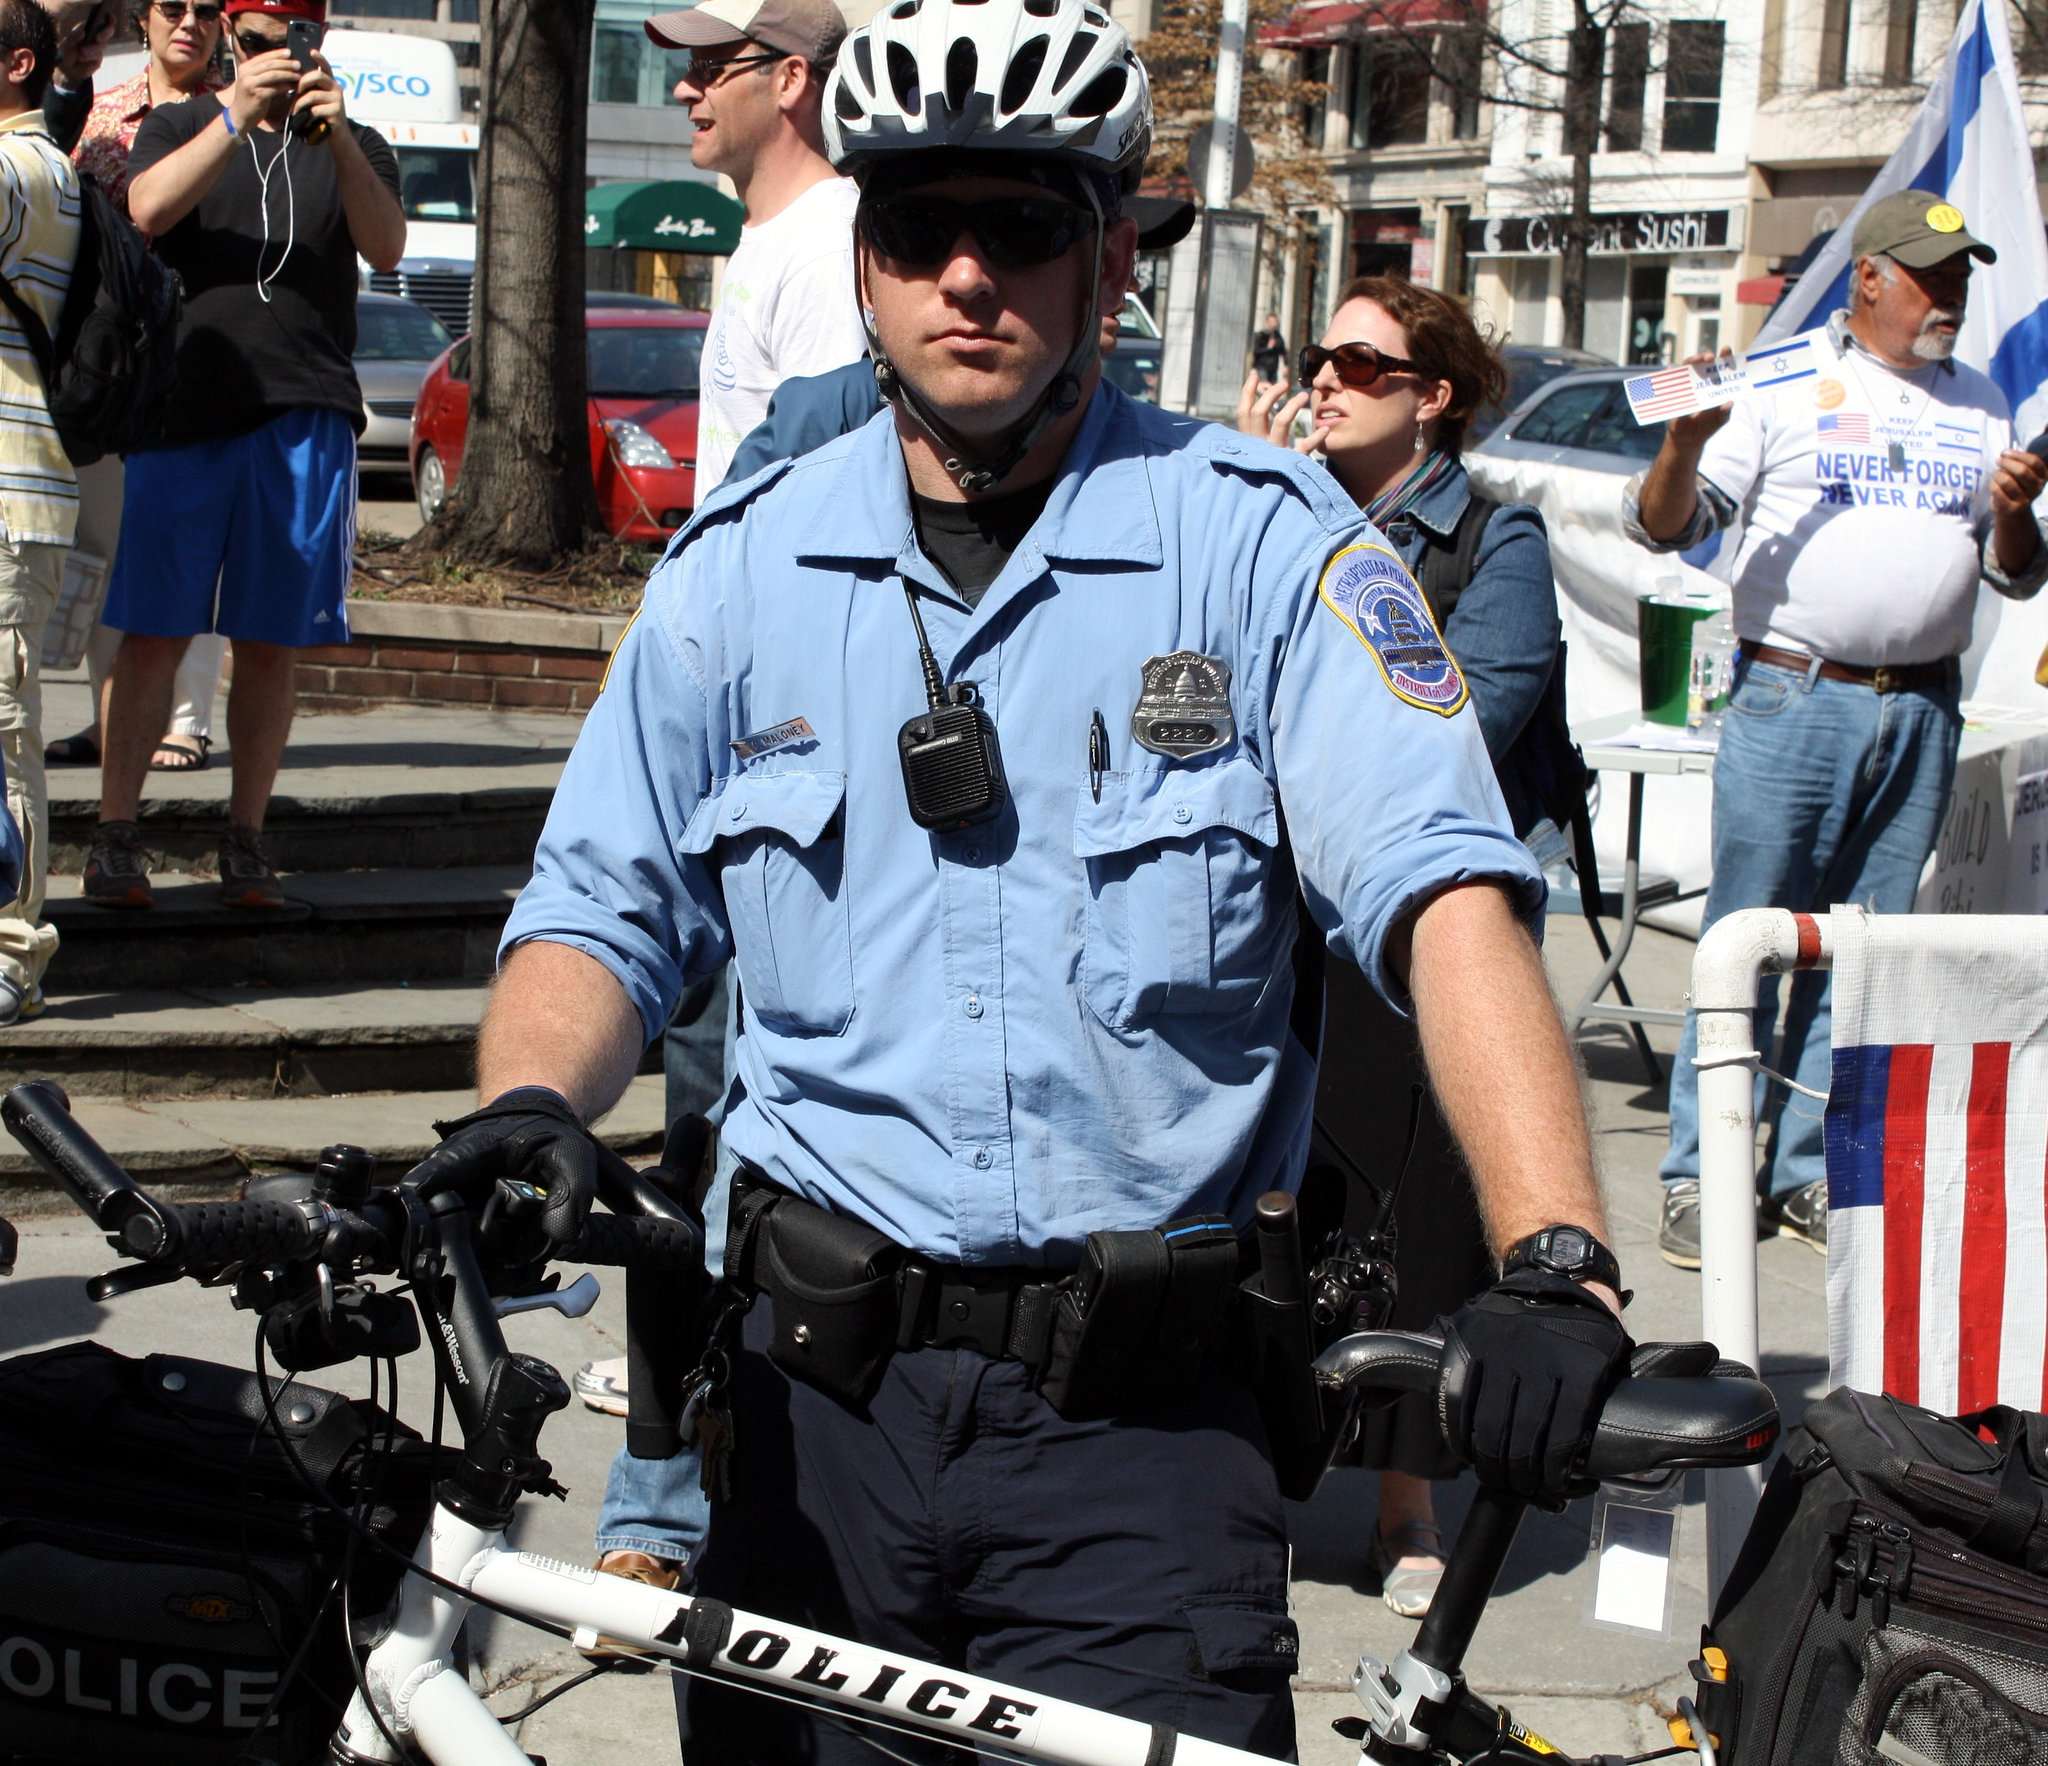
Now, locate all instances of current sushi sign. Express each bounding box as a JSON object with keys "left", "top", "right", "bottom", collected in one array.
[{"left": 1463, "top": 209, "right": 1736, "bottom": 257}]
